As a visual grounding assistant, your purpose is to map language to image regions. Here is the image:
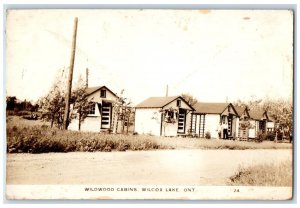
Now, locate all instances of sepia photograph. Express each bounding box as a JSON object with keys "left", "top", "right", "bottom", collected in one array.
[{"left": 5, "top": 8, "right": 294, "bottom": 200}]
